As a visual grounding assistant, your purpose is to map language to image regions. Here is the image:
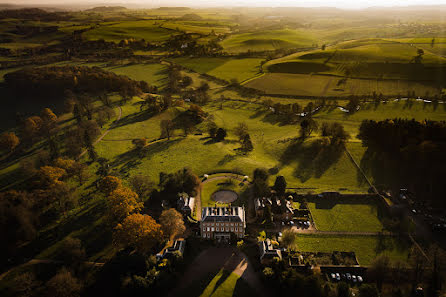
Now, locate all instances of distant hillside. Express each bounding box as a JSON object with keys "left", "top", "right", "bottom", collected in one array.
[
  {"left": 0, "top": 8, "right": 69, "bottom": 20},
  {"left": 85, "top": 6, "right": 127, "bottom": 12}
]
